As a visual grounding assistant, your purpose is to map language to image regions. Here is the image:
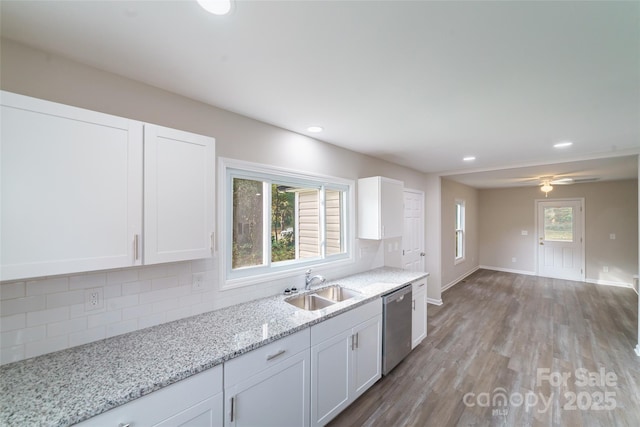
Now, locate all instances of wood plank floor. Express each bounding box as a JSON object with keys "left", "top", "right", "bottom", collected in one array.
[{"left": 328, "top": 269, "right": 640, "bottom": 427}]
